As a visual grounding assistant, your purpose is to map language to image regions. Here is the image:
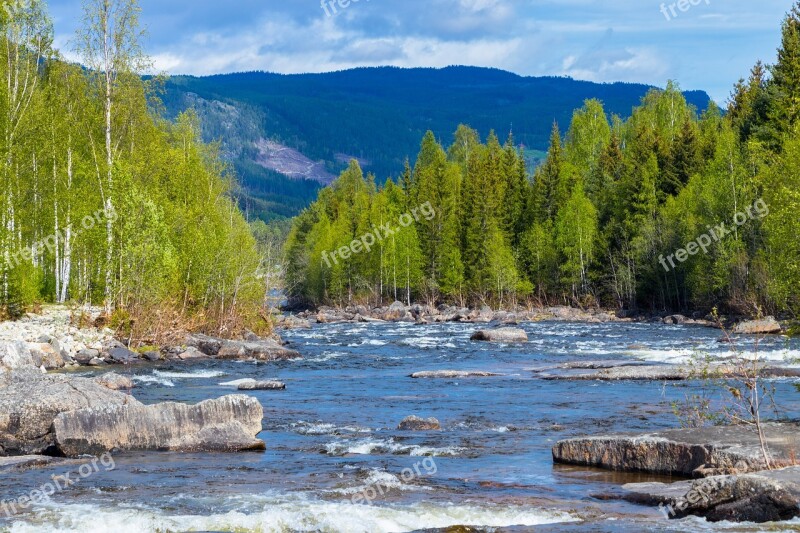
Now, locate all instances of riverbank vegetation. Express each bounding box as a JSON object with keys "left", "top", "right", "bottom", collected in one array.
[
  {"left": 0, "top": 0, "right": 267, "bottom": 339},
  {"left": 285, "top": 4, "right": 800, "bottom": 317}
]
